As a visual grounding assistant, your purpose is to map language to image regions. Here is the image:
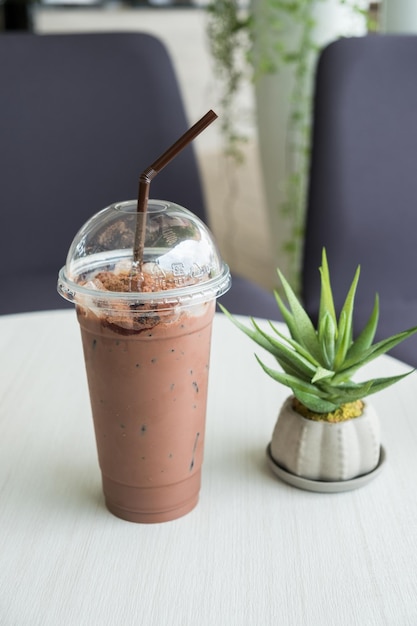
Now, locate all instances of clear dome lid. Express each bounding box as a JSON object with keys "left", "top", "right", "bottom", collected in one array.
[{"left": 58, "top": 199, "right": 231, "bottom": 309}]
